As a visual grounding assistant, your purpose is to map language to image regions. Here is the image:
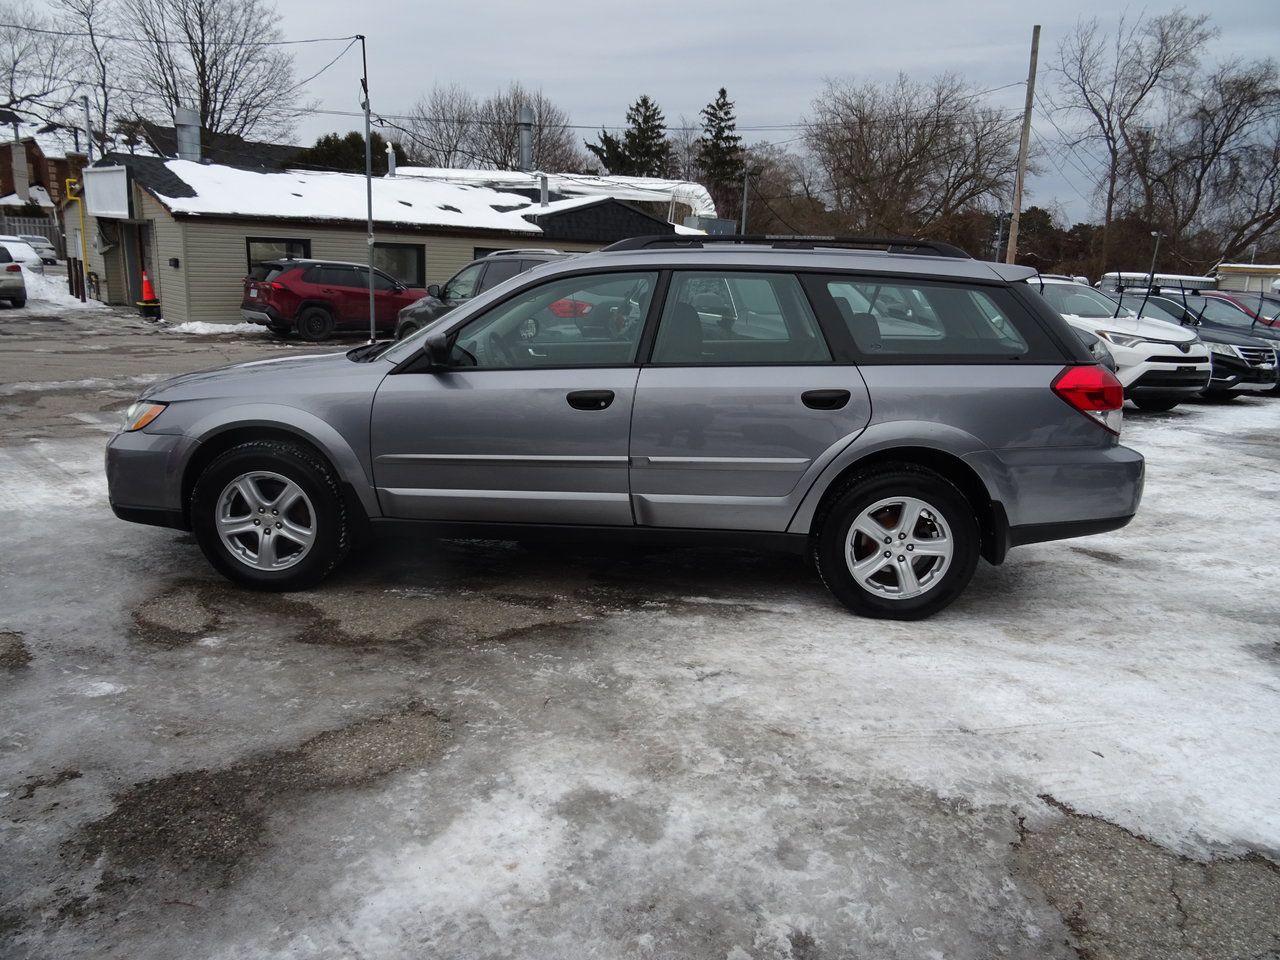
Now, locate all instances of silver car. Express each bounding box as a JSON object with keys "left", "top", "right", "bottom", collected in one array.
[{"left": 106, "top": 237, "right": 1144, "bottom": 619}]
